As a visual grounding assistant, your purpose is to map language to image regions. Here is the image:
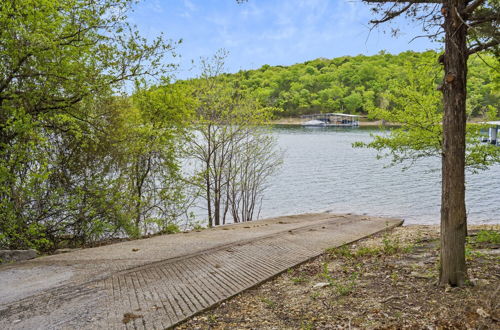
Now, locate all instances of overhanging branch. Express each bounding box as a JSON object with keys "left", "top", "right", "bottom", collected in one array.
[
  {"left": 468, "top": 39, "right": 500, "bottom": 55},
  {"left": 371, "top": 3, "right": 414, "bottom": 24},
  {"left": 463, "top": 0, "right": 486, "bottom": 15},
  {"left": 364, "top": 0, "right": 441, "bottom": 3}
]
